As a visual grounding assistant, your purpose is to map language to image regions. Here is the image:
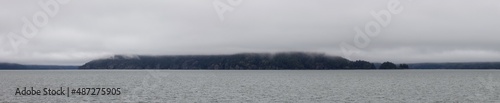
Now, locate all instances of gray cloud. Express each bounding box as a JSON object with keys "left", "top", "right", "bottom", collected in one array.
[{"left": 0, "top": 0, "right": 499, "bottom": 65}]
